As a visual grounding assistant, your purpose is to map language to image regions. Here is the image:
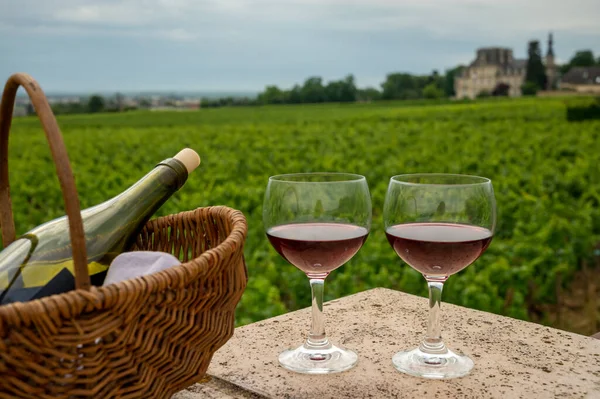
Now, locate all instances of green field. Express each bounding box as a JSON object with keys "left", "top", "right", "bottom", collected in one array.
[{"left": 7, "top": 97, "right": 600, "bottom": 332}]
